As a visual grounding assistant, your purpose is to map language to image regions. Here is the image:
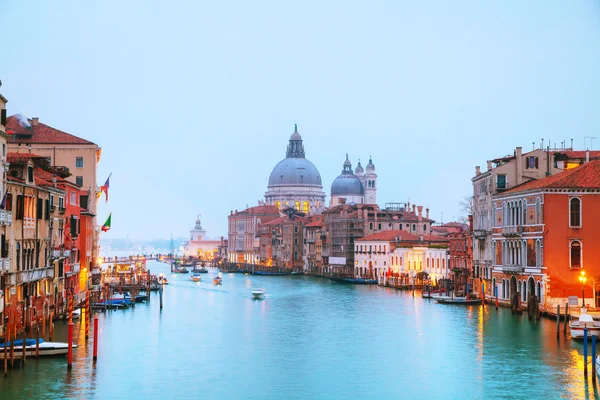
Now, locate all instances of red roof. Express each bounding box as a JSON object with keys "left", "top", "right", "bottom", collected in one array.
[
  {"left": 504, "top": 160, "right": 600, "bottom": 194},
  {"left": 264, "top": 216, "right": 287, "bottom": 226},
  {"left": 557, "top": 150, "right": 600, "bottom": 159},
  {"left": 7, "top": 152, "right": 49, "bottom": 163},
  {"left": 6, "top": 115, "right": 95, "bottom": 145},
  {"left": 305, "top": 220, "right": 323, "bottom": 228}
]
